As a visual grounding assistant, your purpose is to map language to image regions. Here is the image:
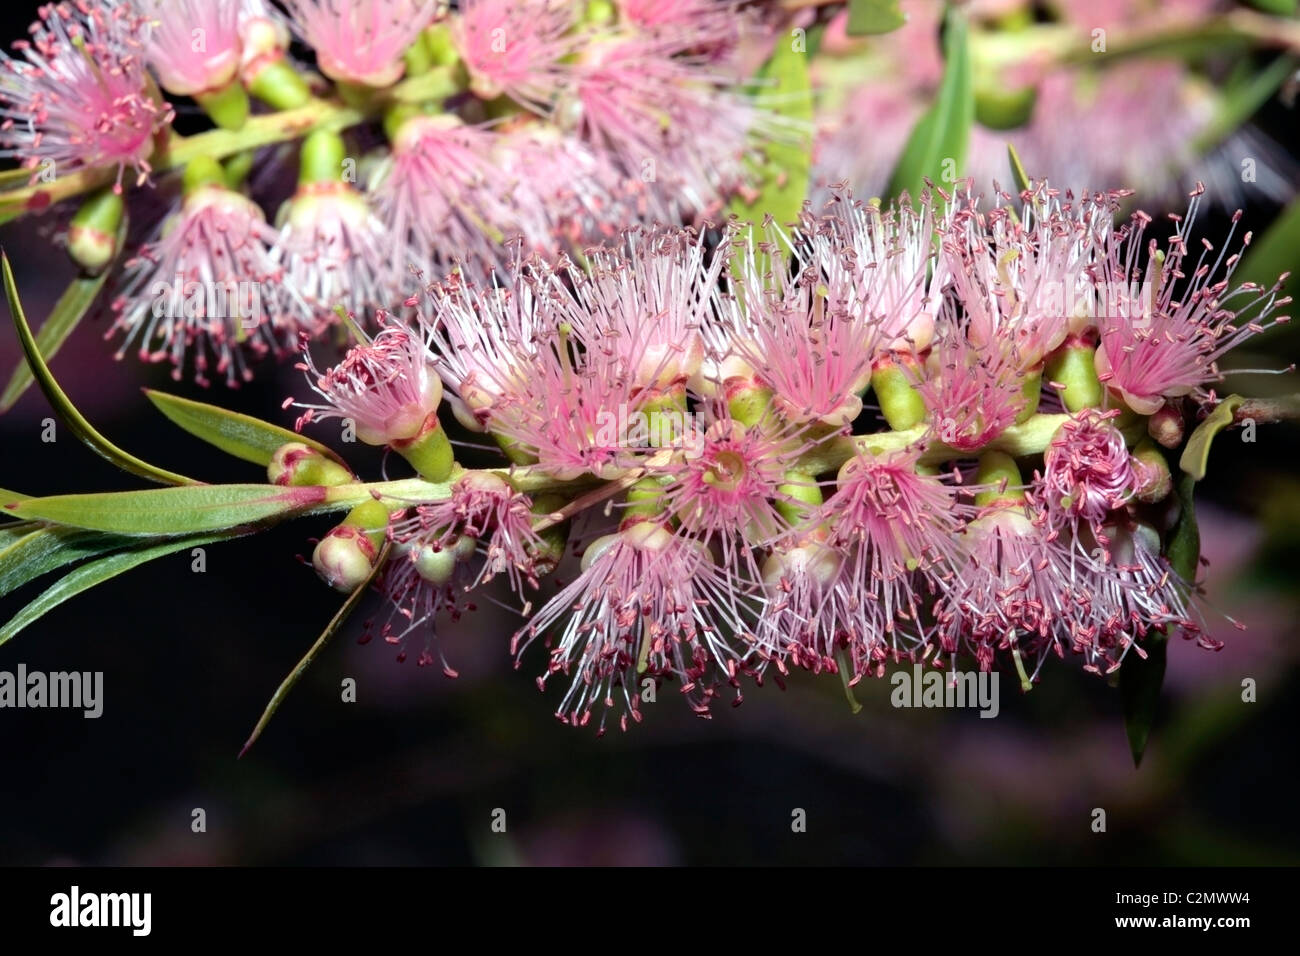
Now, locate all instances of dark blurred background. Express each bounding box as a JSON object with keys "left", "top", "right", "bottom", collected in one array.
[{"left": 1, "top": 1, "right": 1298, "bottom": 866}]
